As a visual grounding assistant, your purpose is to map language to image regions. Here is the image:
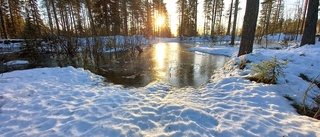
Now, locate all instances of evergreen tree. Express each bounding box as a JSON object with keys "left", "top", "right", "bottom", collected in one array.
[
  {"left": 177, "top": 0, "right": 198, "bottom": 37},
  {"left": 230, "top": 0, "right": 239, "bottom": 45},
  {"left": 238, "top": 0, "right": 260, "bottom": 56},
  {"left": 300, "top": 0, "right": 318, "bottom": 46},
  {"left": 7, "top": 0, "right": 24, "bottom": 38},
  {"left": 0, "top": 0, "right": 8, "bottom": 39},
  {"left": 203, "top": 0, "right": 213, "bottom": 35},
  {"left": 226, "top": 0, "right": 233, "bottom": 36},
  {"left": 24, "top": 0, "right": 44, "bottom": 37}
]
